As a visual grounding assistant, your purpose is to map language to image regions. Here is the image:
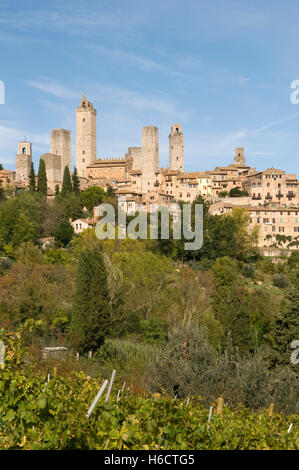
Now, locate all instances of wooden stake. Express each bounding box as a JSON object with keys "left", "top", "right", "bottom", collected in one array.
[
  {"left": 207, "top": 406, "right": 213, "bottom": 428},
  {"left": 105, "top": 369, "right": 116, "bottom": 403},
  {"left": 269, "top": 403, "right": 274, "bottom": 417},
  {"left": 53, "top": 367, "right": 57, "bottom": 377},
  {"left": 217, "top": 397, "right": 224, "bottom": 415},
  {"left": 76, "top": 352, "right": 79, "bottom": 361},
  {"left": 88, "top": 351, "right": 92, "bottom": 359},
  {"left": 86, "top": 379, "right": 108, "bottom": 418}
]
